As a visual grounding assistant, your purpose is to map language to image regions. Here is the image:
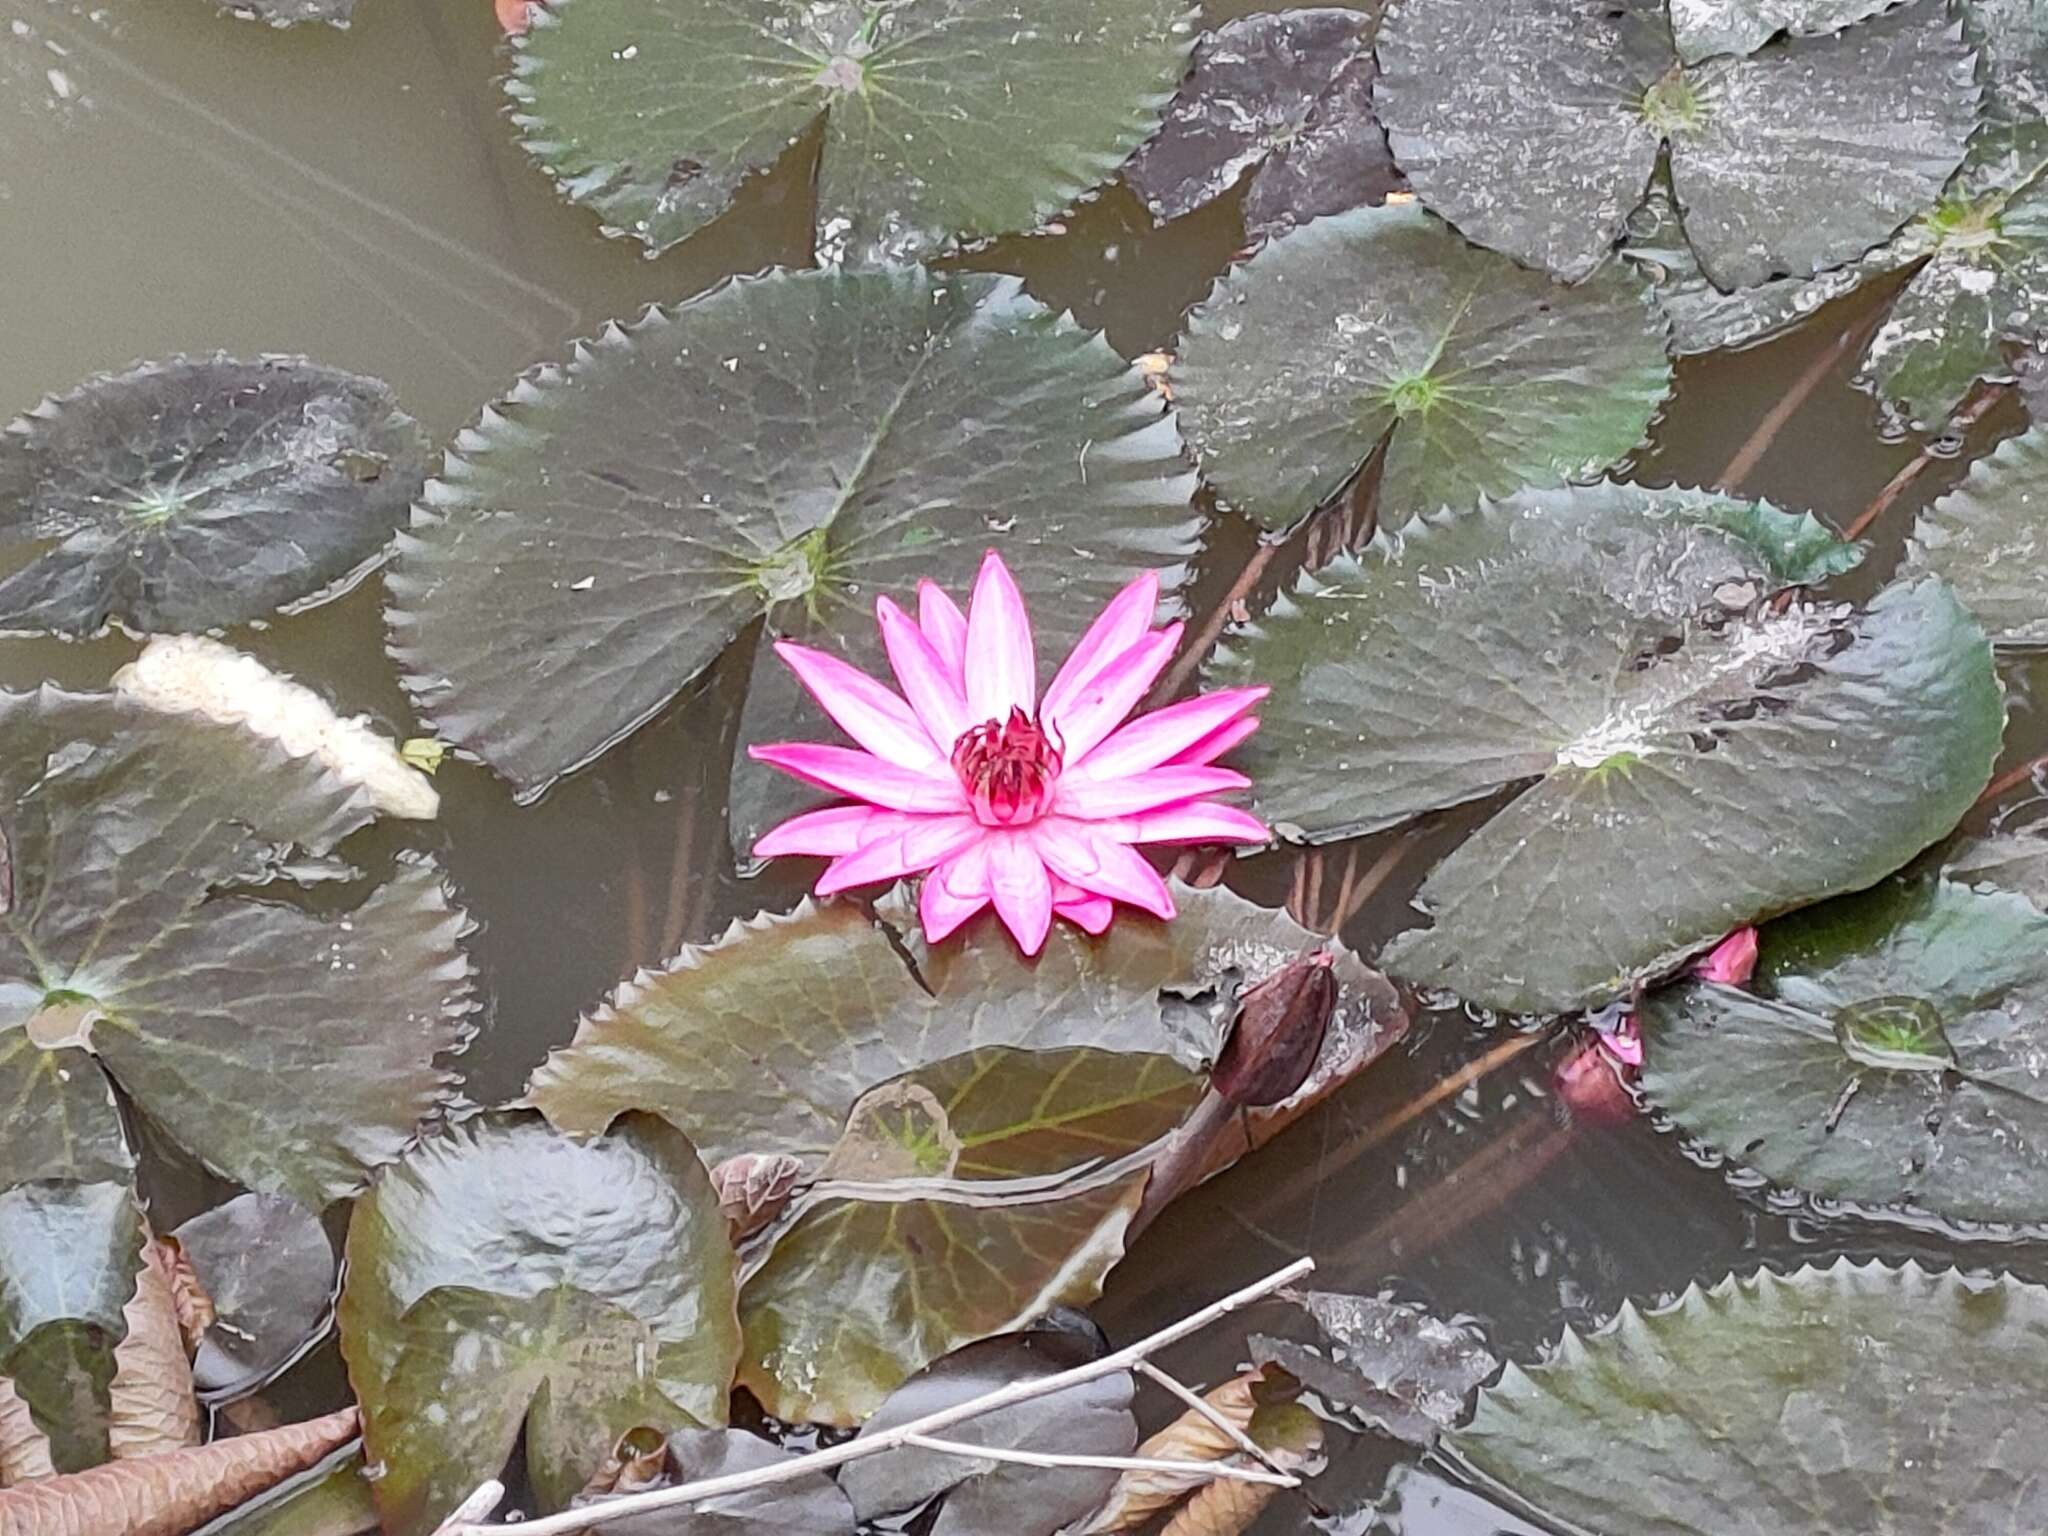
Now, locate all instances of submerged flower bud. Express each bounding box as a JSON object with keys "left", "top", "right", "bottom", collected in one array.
[{"left": 1212, "top": 949, "right": 1337, "bottom": 1107}]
